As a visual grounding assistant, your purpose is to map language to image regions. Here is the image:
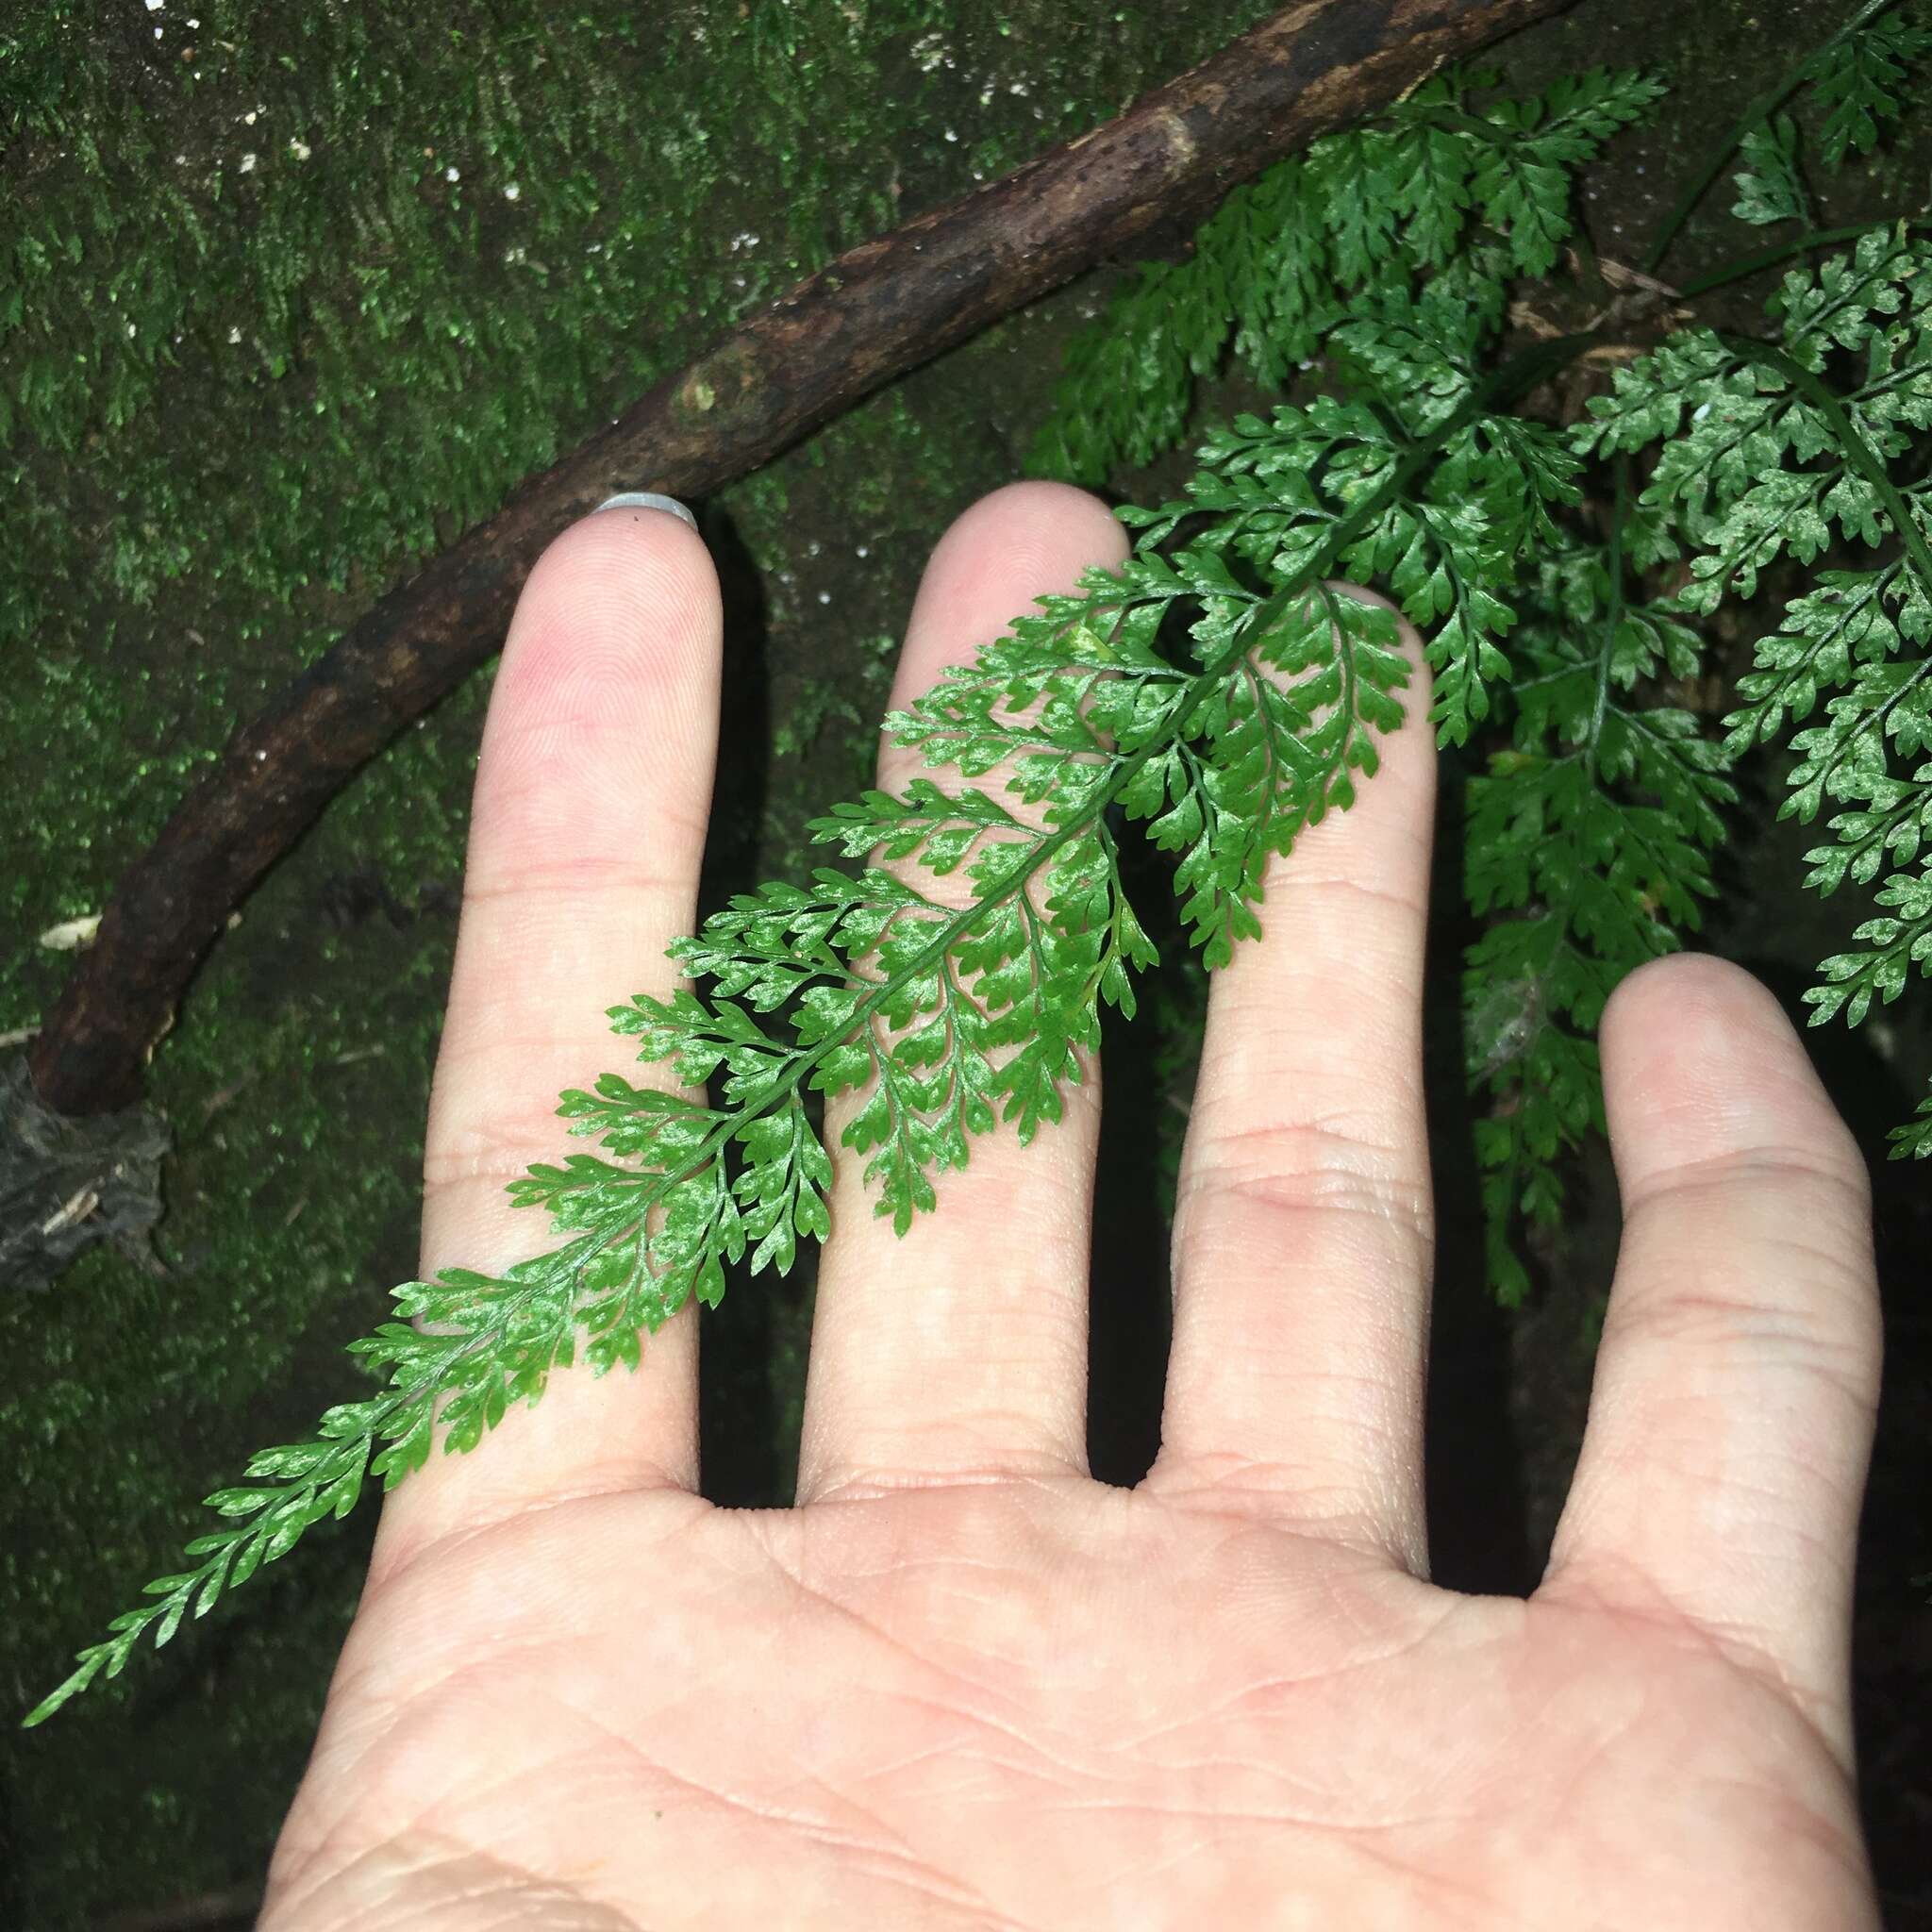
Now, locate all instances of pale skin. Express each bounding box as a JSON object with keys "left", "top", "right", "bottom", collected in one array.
[{"left": 265, "top": 482, "right": 1884, "bottom": 1929}]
